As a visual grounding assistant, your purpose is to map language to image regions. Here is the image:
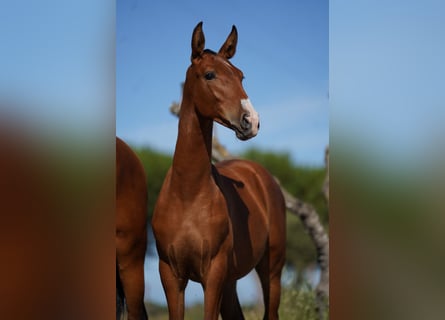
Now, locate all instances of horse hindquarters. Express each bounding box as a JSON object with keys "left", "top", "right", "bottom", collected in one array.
[
  {"left": 116, "top": 234, "right": 148, "bottom": 320},
  {"left": 116, "top": 204, "right": 148, "bottom": 320},
  {"left": 116, "top": 137, "right": 149, "bottom": 320}
]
